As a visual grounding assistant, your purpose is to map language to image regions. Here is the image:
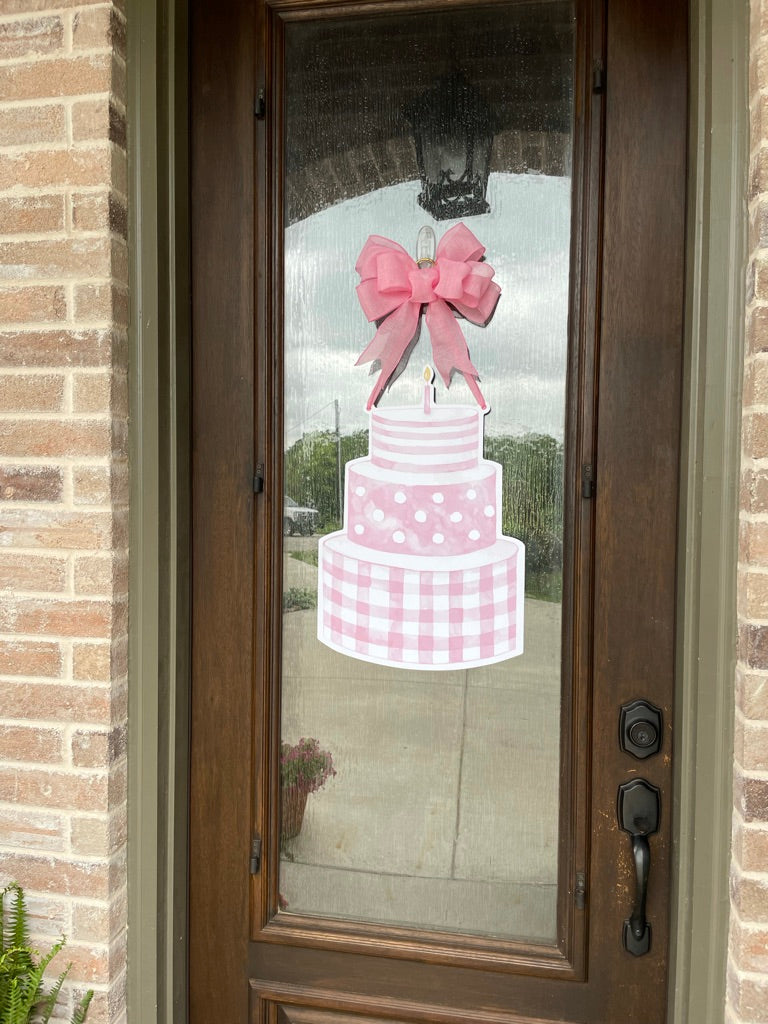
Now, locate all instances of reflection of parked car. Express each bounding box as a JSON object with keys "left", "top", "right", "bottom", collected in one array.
[{"left": 283, "top": 495, "right": 319, "bottom": 536}]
